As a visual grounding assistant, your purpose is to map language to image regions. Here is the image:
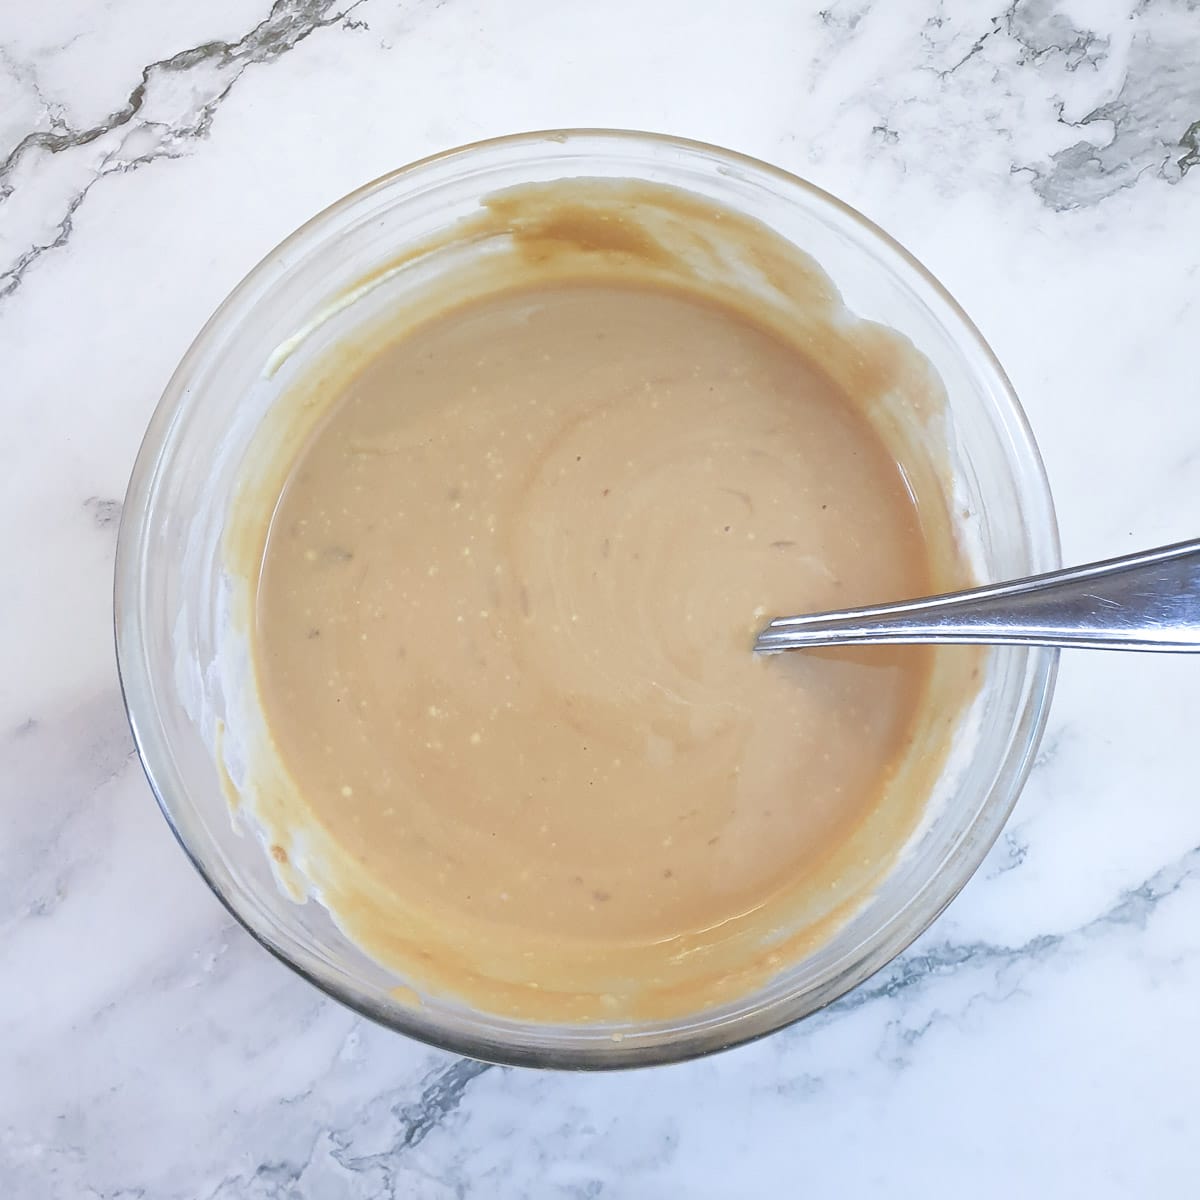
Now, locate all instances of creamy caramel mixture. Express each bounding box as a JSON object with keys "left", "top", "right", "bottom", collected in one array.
[{"left": 232, "top": 181, "right": 976, "bottom": 1021}]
